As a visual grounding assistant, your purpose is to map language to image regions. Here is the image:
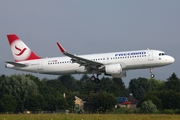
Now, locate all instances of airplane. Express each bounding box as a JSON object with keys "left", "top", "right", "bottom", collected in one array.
[{"left": 5, "top": 34, "right": 175, "bottom": 84}]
